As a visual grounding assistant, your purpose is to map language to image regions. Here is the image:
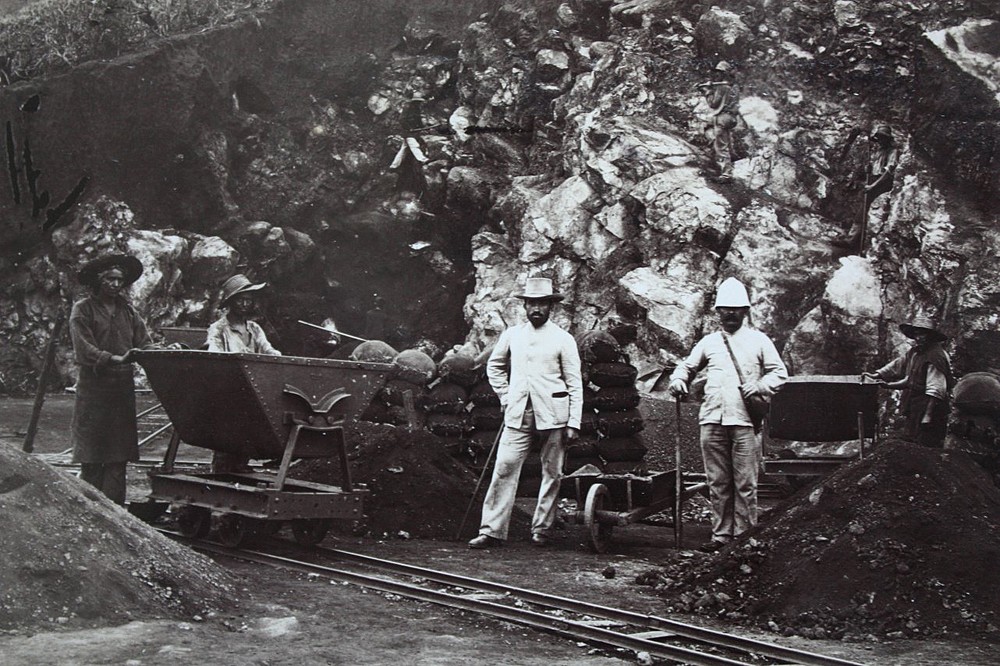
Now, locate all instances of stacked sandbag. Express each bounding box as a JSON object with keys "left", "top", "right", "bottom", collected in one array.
[
  {"left": 350, "top": 340, "right": 398, "bottom": 363},
  {"left": 425, "top": 381, "right": 472, "bottom": 439},
  {"left": 359, "top": 345, "right": 431, "bottom": 427},
  {"left": 425, "top": 350, "right": 482, "bottom": 447},
  {"left": 578, "top": 329, "right": 647, "bottom": 475}
]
